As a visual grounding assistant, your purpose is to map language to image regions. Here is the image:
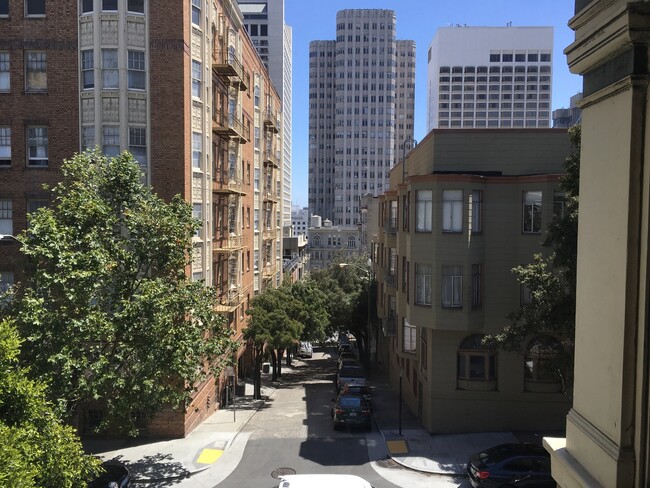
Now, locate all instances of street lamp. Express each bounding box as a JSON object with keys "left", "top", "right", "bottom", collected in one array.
[{"left": 338, "top": 261, "right": 372, "bottom": 374}]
